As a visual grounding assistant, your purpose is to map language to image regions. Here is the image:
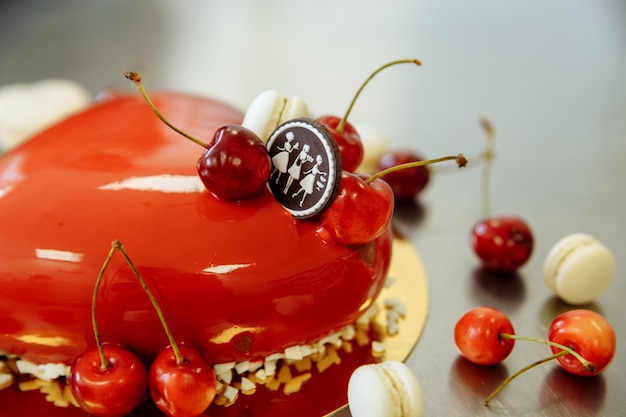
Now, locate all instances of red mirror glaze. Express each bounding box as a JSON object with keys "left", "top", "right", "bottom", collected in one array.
[{"left": 0, "top": 92, "right": 391, "bottom": 366}]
